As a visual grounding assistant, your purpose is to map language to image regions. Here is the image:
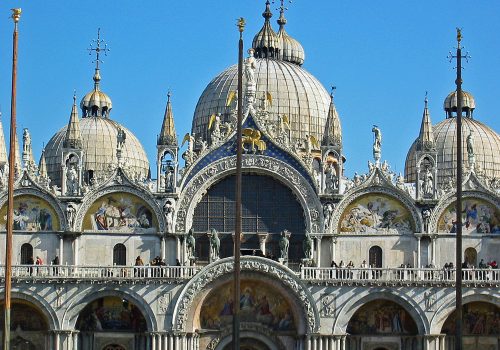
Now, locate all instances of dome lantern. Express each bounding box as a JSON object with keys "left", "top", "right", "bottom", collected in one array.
[
  {"left": 252, "top": 1, "right": 281, "bottom": 59},
  {"left": 444, "top": 90, "right": 475, "bottom": 119},
  {"left": 276, "top": 1, "right": 305, "bottom": 65}
]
